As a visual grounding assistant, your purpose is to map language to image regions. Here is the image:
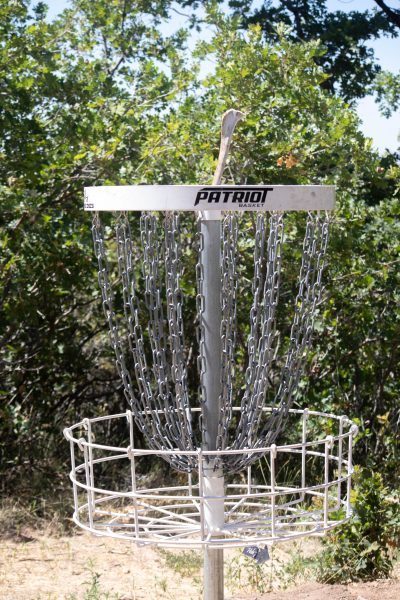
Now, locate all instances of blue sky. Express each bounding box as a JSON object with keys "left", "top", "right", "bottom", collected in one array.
[
  {"left": 326, "top": 1, "right": 399, "bottom": 153},
  {"left": 45, "top": 0, "right": 399, "bottom": 153}
]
